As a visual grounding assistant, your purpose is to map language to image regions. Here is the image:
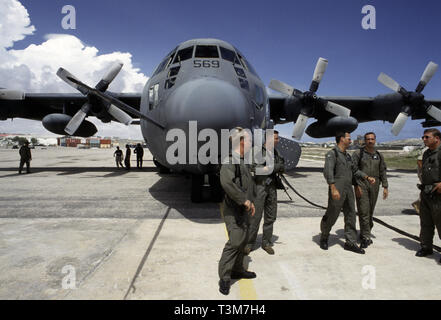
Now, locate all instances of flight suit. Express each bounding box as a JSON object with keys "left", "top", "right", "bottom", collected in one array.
[
  {"left": 320, "top": 147, "right": 368, "bottom": 245},
  {"left": 352, "top": 148, "right": 388, "bottom": 240},
  {"left": 419, "top": 145, "right": 441, "bottom": 251},
  {"left": 218, "top": 153, "right": 256, "bottom": 282},
  {"left": 18, "top": 144, "right": 32, "bottom": 173},
  {"left": 247, "top": 147, "right": 285, "bottom": 250}
]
